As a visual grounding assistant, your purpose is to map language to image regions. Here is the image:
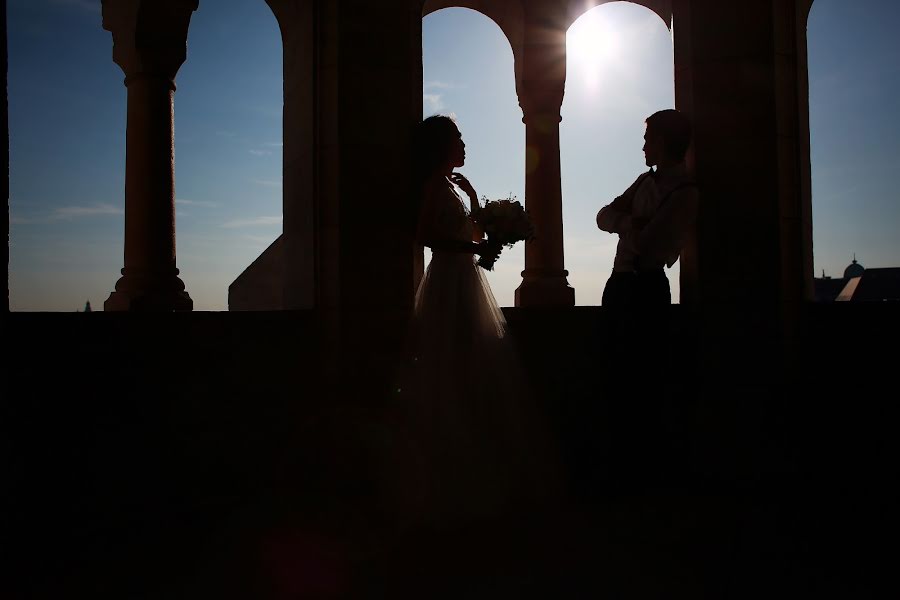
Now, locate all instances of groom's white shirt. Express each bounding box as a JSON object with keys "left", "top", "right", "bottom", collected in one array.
[{"left": 596, "top": 164, "right": 699, "bottom": 272}]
